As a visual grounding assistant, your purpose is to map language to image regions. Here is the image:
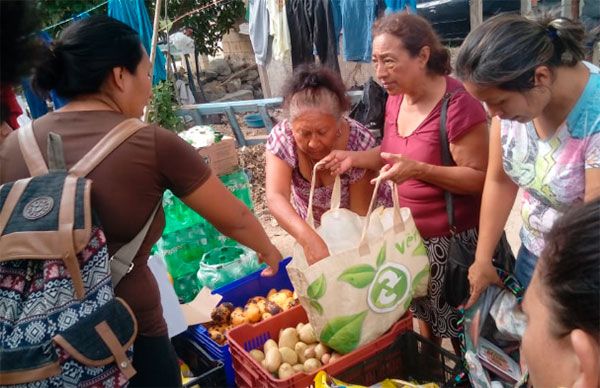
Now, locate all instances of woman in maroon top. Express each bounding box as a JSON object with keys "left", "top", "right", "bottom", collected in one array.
[{"left": 322, "top": 13, "right": 488, "bottom": 351}]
